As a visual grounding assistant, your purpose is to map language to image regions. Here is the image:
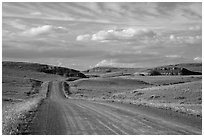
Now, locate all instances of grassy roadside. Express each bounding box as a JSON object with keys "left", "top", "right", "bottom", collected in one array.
[
  {"left": 61, "top": 81, "right": 70, "bottom": 98},
  {"left": 65, "top": 95, "right": 202, "bottom": 118},
  {"left": 67, "top": 77, "right": 202, "bottom": 118},
  {"left": 2, "top": 82, "right": 49, "bottom": 135}
]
